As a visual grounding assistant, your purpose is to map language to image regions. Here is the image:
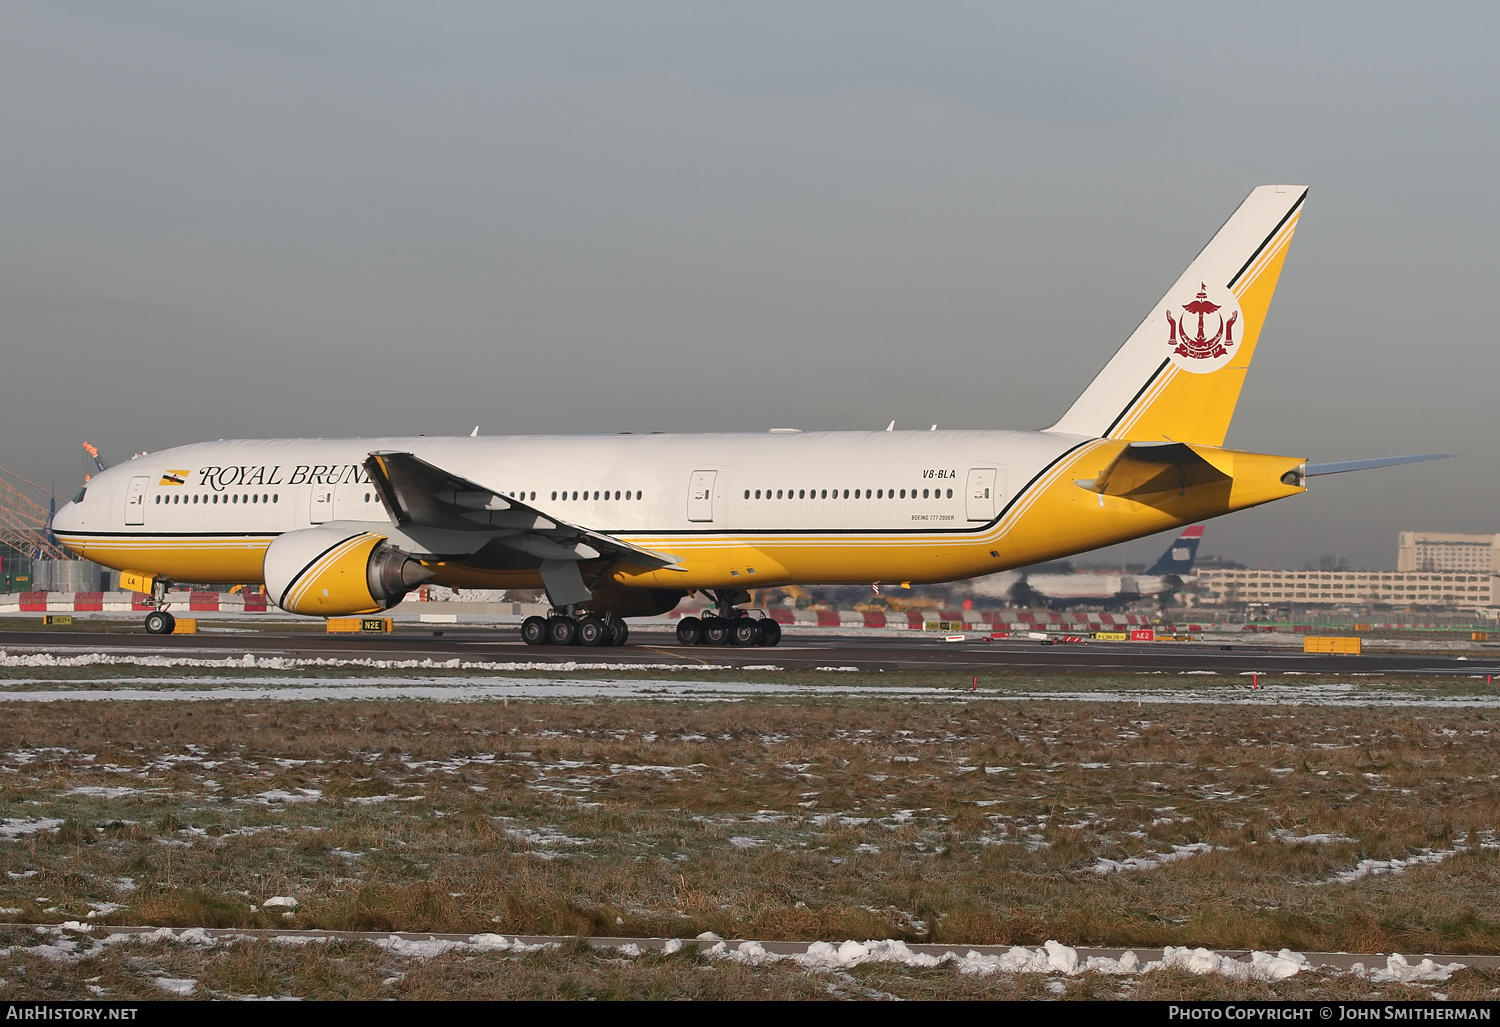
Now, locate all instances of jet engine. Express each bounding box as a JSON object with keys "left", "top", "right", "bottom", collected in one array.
[{"left": 263, "top": 525, "right": 435, "bottom": 616}]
